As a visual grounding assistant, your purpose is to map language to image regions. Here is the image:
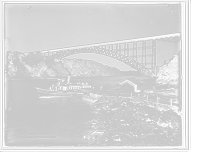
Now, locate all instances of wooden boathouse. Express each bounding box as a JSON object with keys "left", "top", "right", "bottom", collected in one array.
[{"left": 119, "top": 78, "right": 141, "bottom": 92}]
